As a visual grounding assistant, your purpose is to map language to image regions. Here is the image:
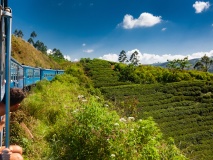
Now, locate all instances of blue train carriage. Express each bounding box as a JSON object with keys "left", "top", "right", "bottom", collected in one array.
[
  {"left": 56, "top": 70, "right": 64, "bottom": 75},
  {"left": 23, "top": 65, "right": 41, "bottom": 89},
  {"left": 10, "top": 57, "right": 24, "bottom": 89},
  {"left": 40, "top": 68, "right": 57, "bottom": 81}
]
